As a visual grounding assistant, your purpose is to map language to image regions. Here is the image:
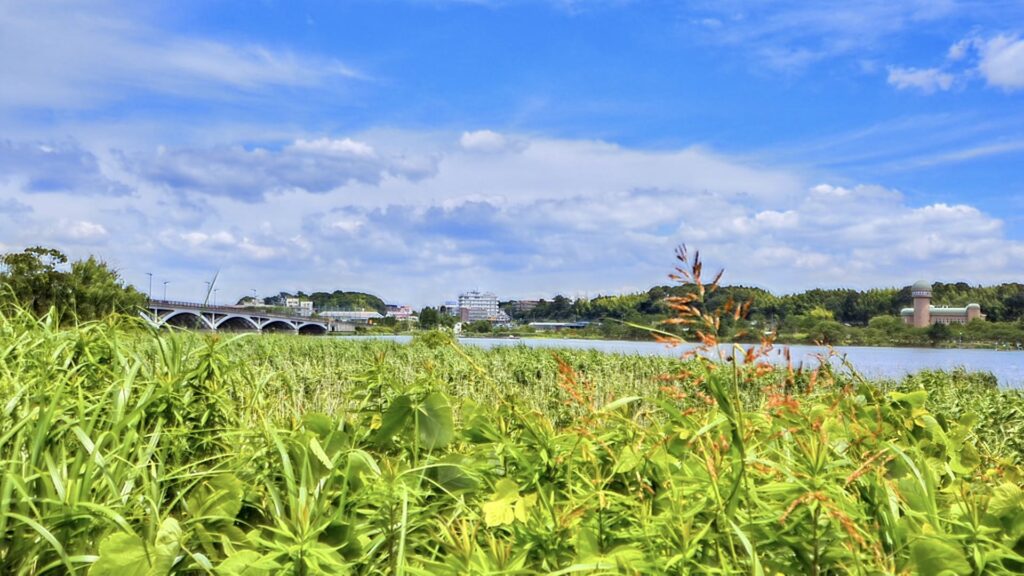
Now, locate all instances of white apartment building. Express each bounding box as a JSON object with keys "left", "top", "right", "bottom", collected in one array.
[
  {"left": 284, "top": 297, "right": 314, "bottom": 317},
  {"left": 458, "top": 290, "right": 500, "bottom": 322}
]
